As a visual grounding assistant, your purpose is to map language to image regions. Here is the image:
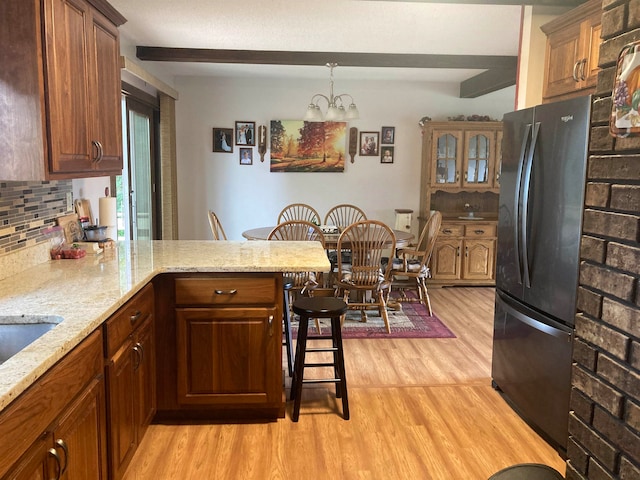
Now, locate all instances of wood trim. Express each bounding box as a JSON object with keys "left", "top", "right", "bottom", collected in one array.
[
  {"left": 86, "top": 0, "right": 126, "bottom": 26},
  {"left": 136, "top": 47, "right": 518, "bottom": 70},
  {"left": 392, "top": 0, "right": 585, "bottom": 4},
  {"left": 540, "top": 0, "right": 601, "bottom": 34}
]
